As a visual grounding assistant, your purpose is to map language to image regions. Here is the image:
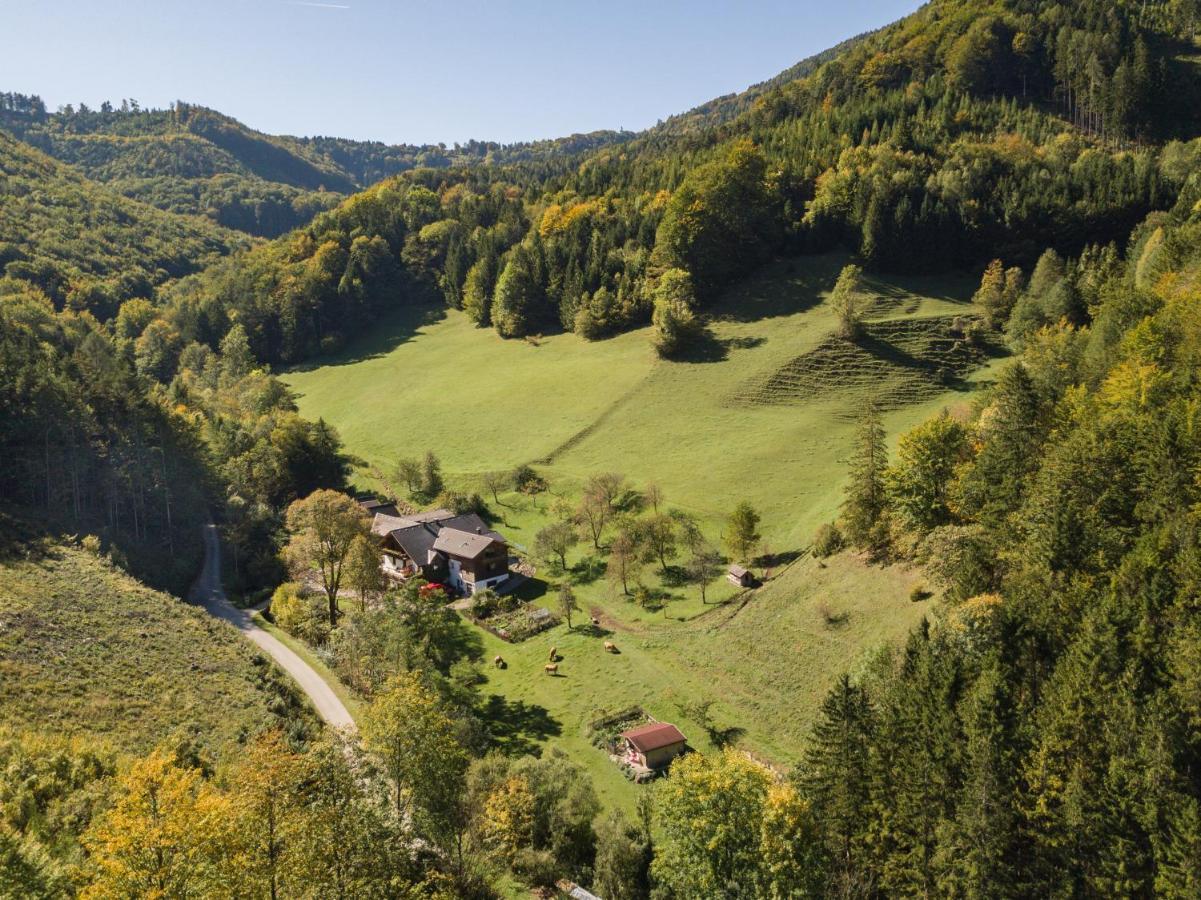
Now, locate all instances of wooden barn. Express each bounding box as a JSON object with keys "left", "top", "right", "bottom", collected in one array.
[{"left": 727, "top": 564, "right": 756, "bottom": 588}]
